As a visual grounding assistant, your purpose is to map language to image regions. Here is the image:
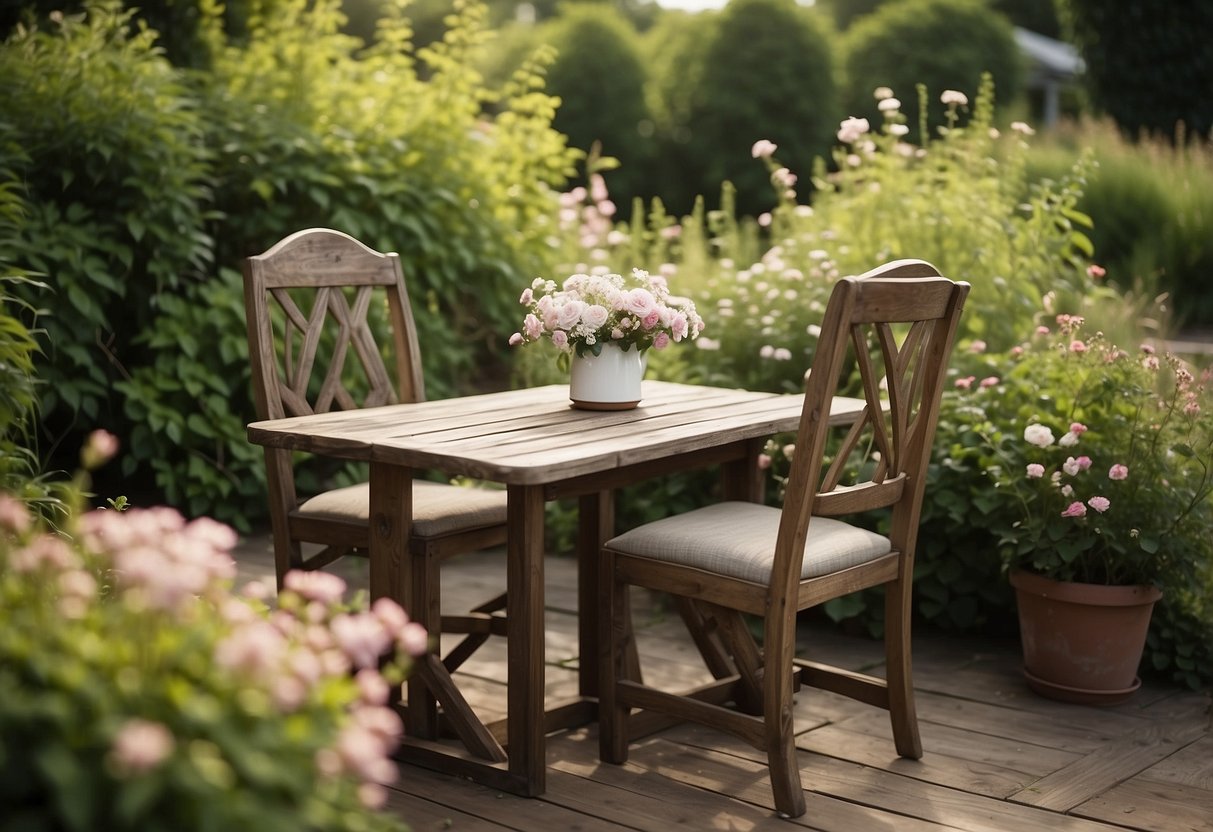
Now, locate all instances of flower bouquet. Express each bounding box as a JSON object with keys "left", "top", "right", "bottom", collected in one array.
[
  {"left": 509, "top": 268, "right": 705, "bottom": 409},
  {"left": 509, "top": 268, "right": 705, "bottom": 360}
]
